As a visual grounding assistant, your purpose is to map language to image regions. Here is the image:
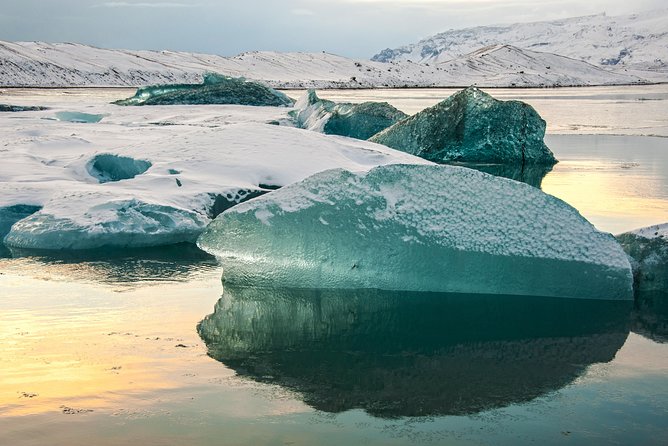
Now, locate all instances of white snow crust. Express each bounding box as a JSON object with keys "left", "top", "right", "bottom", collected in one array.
[
  {"left": 0, "top": 95, "right": 428, "bottom": 249},
  {"left": 630, "top": 223, "right": 668, "bottom": 240}
]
